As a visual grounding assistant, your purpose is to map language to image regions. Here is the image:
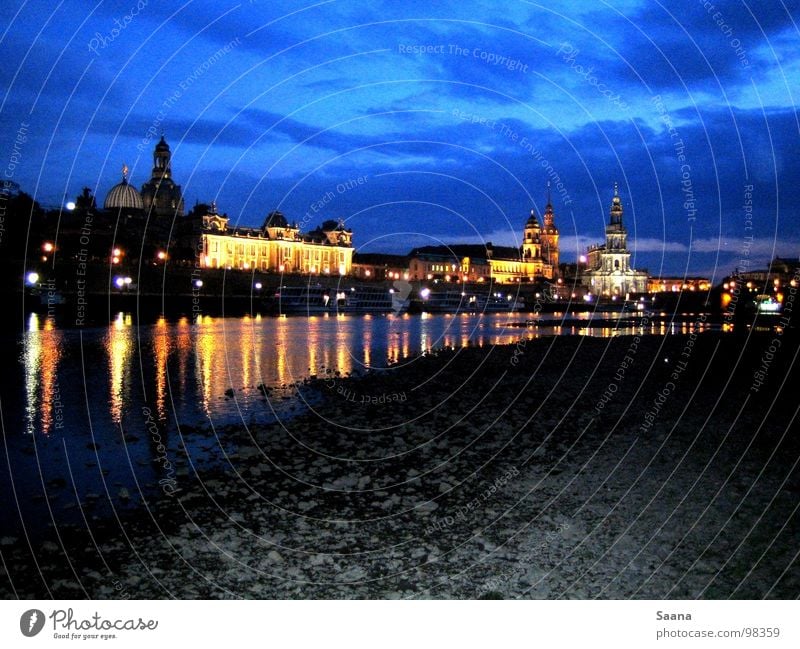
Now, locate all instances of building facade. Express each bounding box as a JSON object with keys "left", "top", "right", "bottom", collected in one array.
[
  {"left": 198, "top": 205, "right": 354, "bottom": 274},
  {"left": 99, "top": 137, "right": 354, "bottom": 274},
  {"left": 647, "top": 277, "right": 711, "bottom": 293},
  {"left": 407, "top": 192, "right": 560, "bottom": 284},
  {"left": 581, "top": 186, "right": 648, "bottom": 296}
]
